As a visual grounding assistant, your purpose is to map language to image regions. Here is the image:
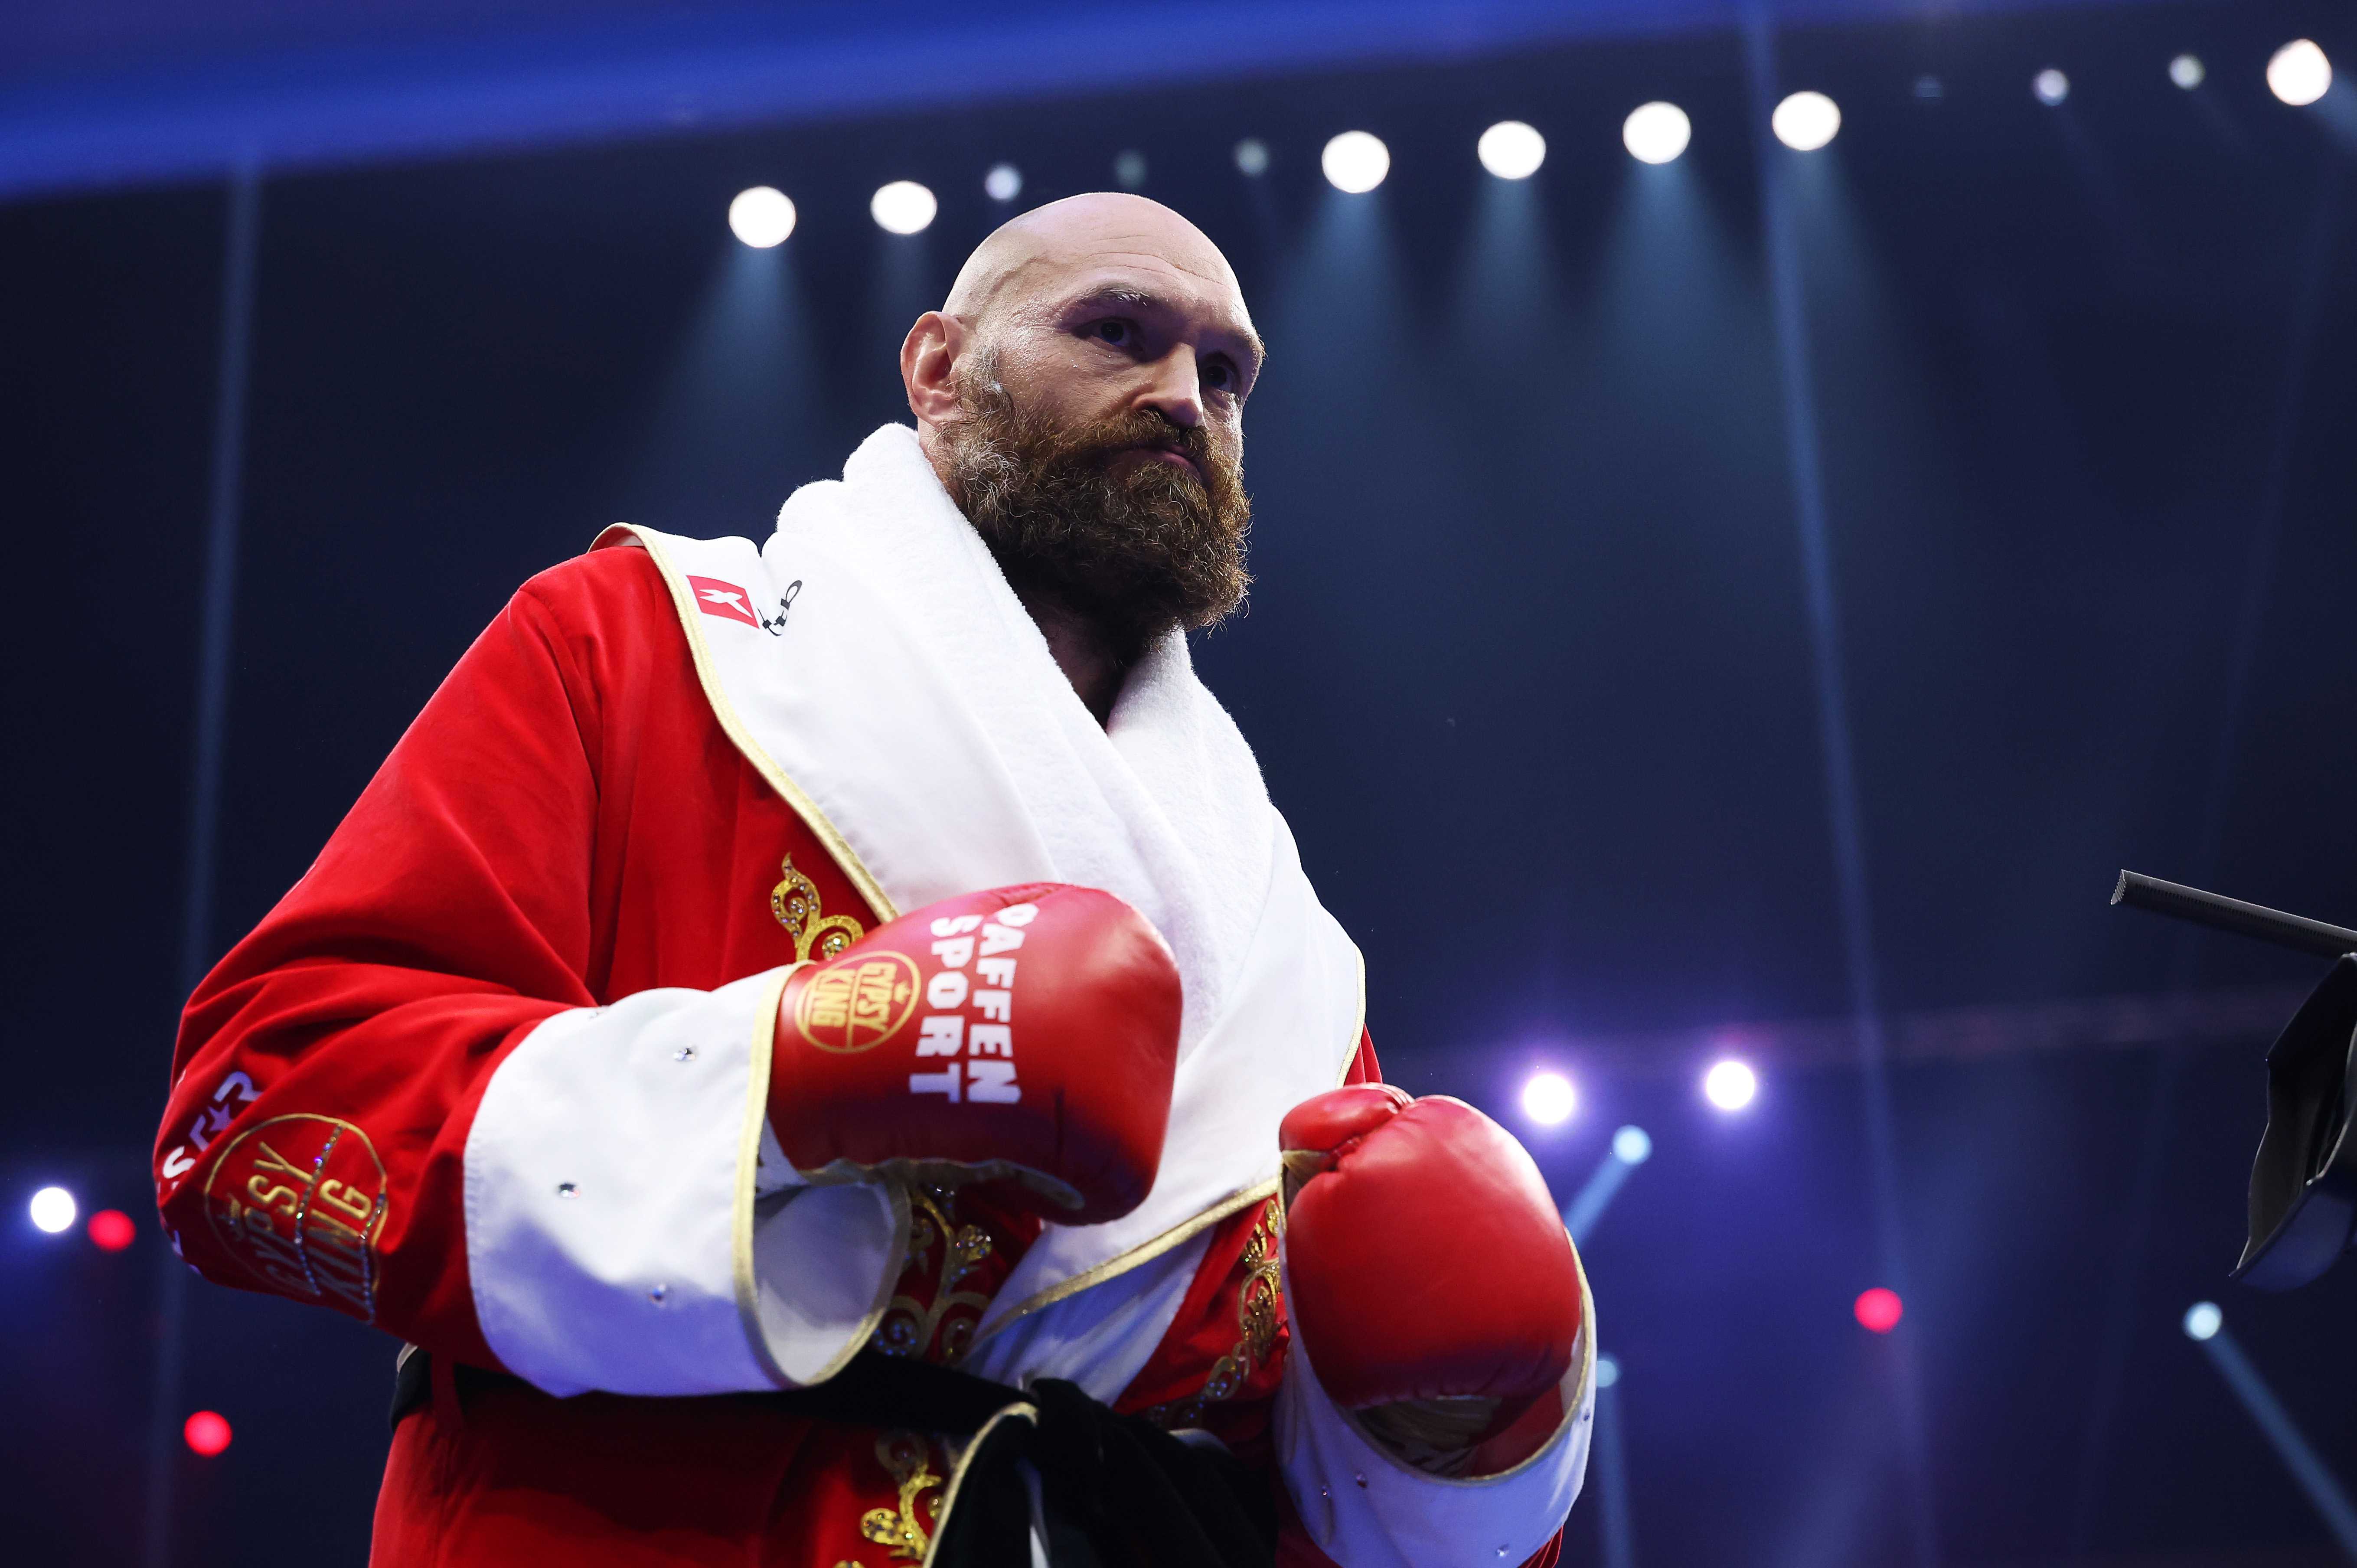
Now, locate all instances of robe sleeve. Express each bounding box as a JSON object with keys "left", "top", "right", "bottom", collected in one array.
[
  {"left": 152, "top": 559, "right": 899, "bottom": 1398},
  {"left": 1273, "top": 1029, "right": 1585, "bottom": 1568}
]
